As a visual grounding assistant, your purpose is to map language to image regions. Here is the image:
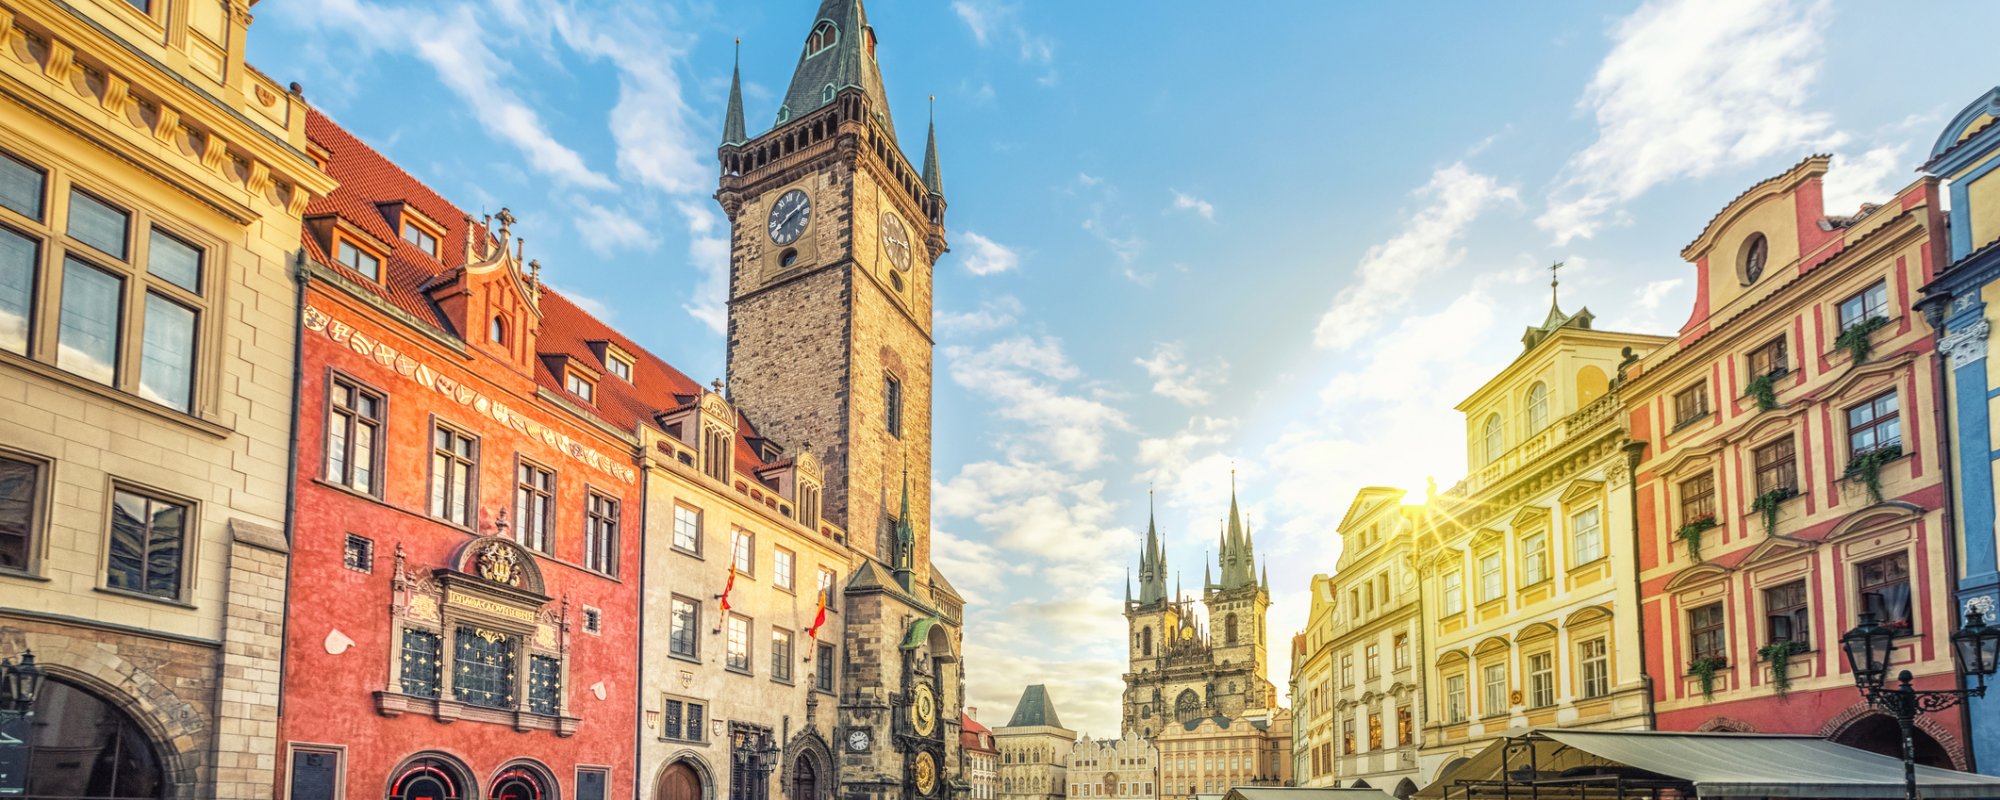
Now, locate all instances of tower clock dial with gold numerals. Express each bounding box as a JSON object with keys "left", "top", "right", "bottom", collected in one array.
[
  {"left": 880, "top": 210, "right": 912, "bottom": 271},
  {"left": 911, "top": 681, "right": 937, "bottom": 737},
  {"left": 913, "top": 751, "right": 938, "bottom": 796}
]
